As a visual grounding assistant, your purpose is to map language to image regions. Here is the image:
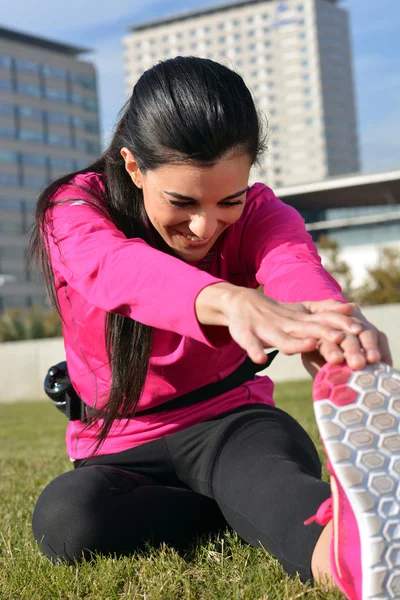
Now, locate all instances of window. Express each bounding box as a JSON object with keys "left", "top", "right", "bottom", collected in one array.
[
  {"left": 75, "top": 139, "right": 100, "bottom": 154},
  {"left": 304, "top": 87, "right": 311, "bottom": 95},
  {"left": 0, "top": 79, "right": 12, "bottom": 91},
  {"left": 0, "top": 55, "right": 12, "bottom": 69},
  {"left": 19, "top": 129, "right": 44, "bottom": 143},
  {"left": 17, "top": 82, "right": 41, "bottom": 97},
  {"left": 304, "top": 101, "right": 312, "bottom": 109},
  {"left": 0, "top": 150, "right": 18, "bottom": 163},
  {"left": 264, "top": 40, "right": 271, "bottom": 47},
  {"left": 47, "top": 111, "right": 70, "bottom": 125},
  {"left": 45, "top": 88, "right": 68, "bottom": 102},
  {"left": 302, "top": 60, "right": 308, "bottom": 67},
  {"left": 300, "top": 46, "right": 307, "bottom": 53},
  {"left": 0, "top": 126, "right": 15, "bottom": 138},
  {"left": 22, "top": 153, "right": 47, "bottom": 167},
  {"left": 19, "top": 106, "right": 43, "bottom": 120},
  {"left": 247, "top": 30, "right": 255, "bottom": 37},
  {"left": 249, "top": 57, "right": 257, "bottom": 64},
  {"left": 247, "top": 16, "right": 254, "bottom": 23},
  {"left": 43, "top": 65, "right": 67, "bottom": 79},
  {"left": 218, "top": 23, "right": 225, "bottom": 30},
  {"left": 0, "top": 174, "right": 19, "bottom": 186},
  {"left": 48, "top": 133, "right": 71, "bottom": 147},
  {"left": 0, "top": 102, "right": 13, "bottom": 115},
  {"left": 15, "top": 58, "right": 39, "bottom": 74},
  {"left": 299, "top": 33, "right": 306, "bottom": 39},
  {"left": 273, "top": 167, "right": 281, "bottom": 175},
  {"left": 72, "top": 73, "right": 96, "bottom": 90},
  {"left": 303, "top": 73, "right": 310, "bottom": 81},
  {"left": 306, "top": 118, "right": 314, "bottom": 126},
  {"left": 234, "top": 33, "right": 241, "bottom": 40},
  {"left": 204, "top": 26, "right": 211, "bottom": 32},
  {"left": 75, "top": 159, "right": 89, "bottom": 170},
  {"left": 248, "top": 43, "right": 256, "bottom": 50},
  {"left": 49, "top": 156, "right": 75, "bottom": 170},
  {"left": 72, "top": 94, "right": 97, "bottom": 112},
  {"left": 0, "top": 198, "right": 22, "bottom": 211},
  {"left": 262, "top": 13, "right": 269, "bottom": 20},
  {"left": 273, "top": 153, "right": 280, "bottom": 160},
  {"left": 72, "top": 115, "right": 98, "bottom": 133},
  {"left": 23, "top": 175, "right": 48, "bottom": 188},
  {"left": 218, "top": 36, "right": 225, "bottom": 43}
]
